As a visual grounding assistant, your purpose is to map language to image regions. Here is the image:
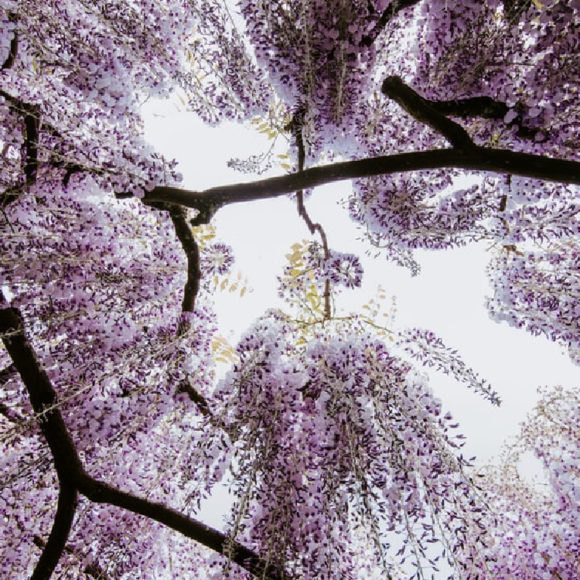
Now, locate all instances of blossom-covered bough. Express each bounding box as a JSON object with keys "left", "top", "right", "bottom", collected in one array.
[{"left": 1, "top": 0, "right": 579, "bottom": 578}]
